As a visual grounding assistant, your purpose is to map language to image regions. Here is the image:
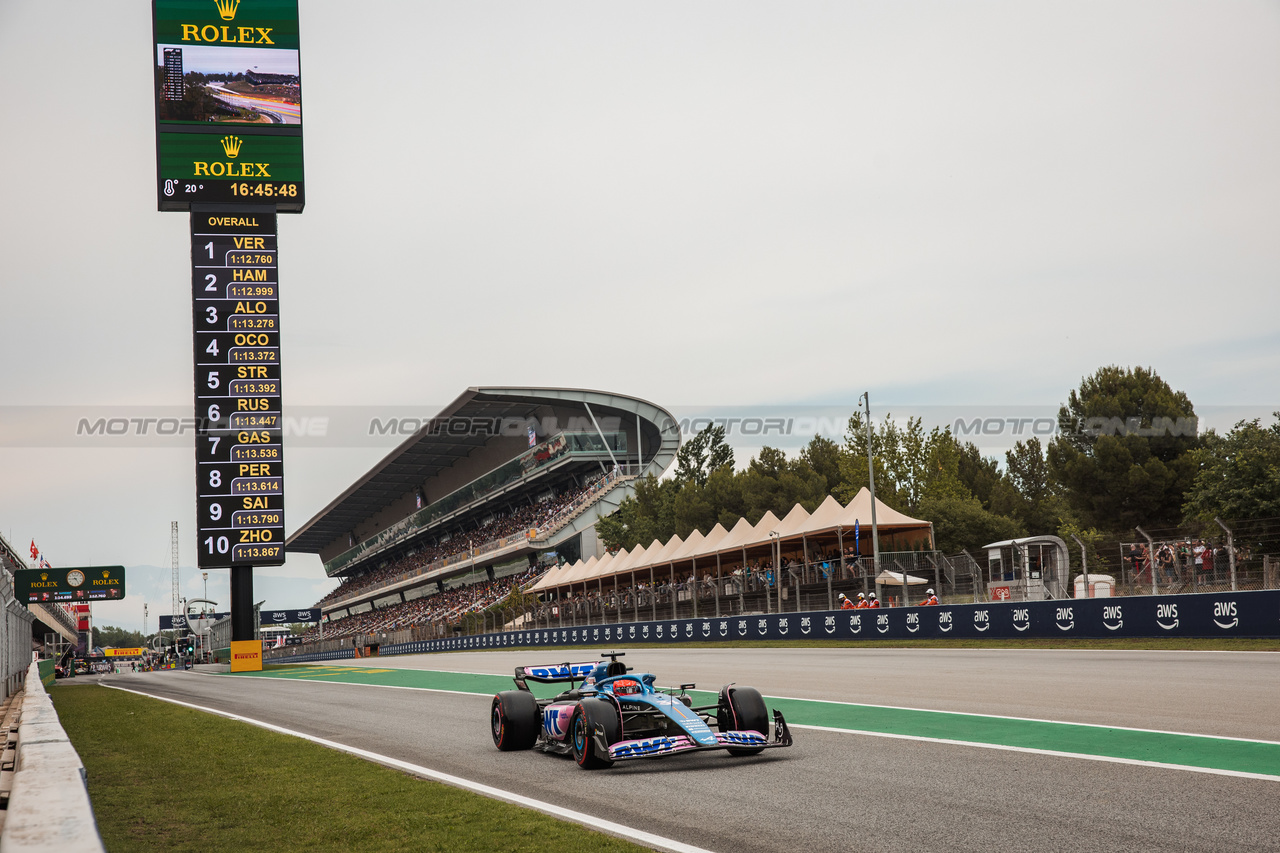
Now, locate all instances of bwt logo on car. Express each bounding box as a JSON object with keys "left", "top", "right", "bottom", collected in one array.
[
  {"left": 719, "top": 731, "right": 766, "bottom": 746},
  {"left": 528, "top": 663, "right": 596, "bottom": 680},
  {"left": 611, "top": 737, "right": 686, "bottom": 758},
  {"left": 543, "top": 707, "right": 571, "bottom": 738}
]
